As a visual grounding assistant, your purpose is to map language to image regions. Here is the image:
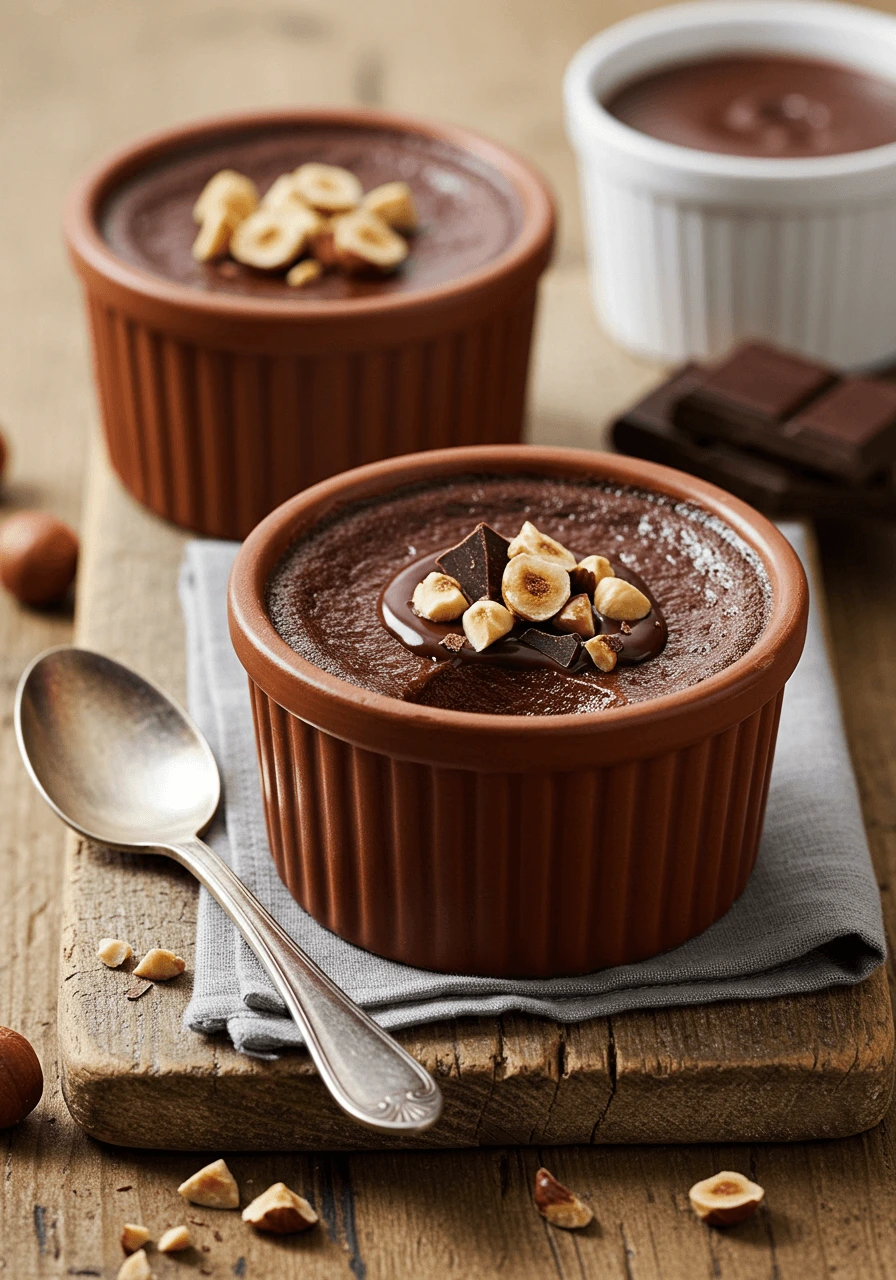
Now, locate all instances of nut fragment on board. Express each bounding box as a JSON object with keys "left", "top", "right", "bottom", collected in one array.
[
  {"left": 570, "top": 554, "right": 615, "bottom": 596},
  {"left": 412, "top": 572, "right": 467, "bottom": 622},
  {"left": 507, "top": 520, "right": 577, "bottom": 569},
  {"left": 286, "top": 259, "right": 323, "bottom": 289},
  {"left": 116, "top": 1249, "right": 153, "bottom": 1280},
  {"left": 593, "top": 577, "right": 651, "bottom": 622},
  {"left": 362, "top": 181, "right": 418, "bottom": 231},
  {"left": 689, "top": 1171, "right": 765, "bottom": 1226},
  {"left": 158, "top": 1225, "right": 191, "bottom": 1253},
  {"left": 533, "top": 1168, "right": 593, "bottom": 1229},
  {"left": 178, "top": 1158, "right": 240, "bottom": 1209},
  {"left": 133, "top": 949, "right": 185, "bottom": 981},
  {"left": 97, "top": 938, "right": 132, "bottom": 969},
  {"left": 120, "top": 1224, "right": 150, "bottom": 1254},
  {"left": 502, "top": 554, "right": 570, "bottom": 622},
  {"left": 462, "top": 599, "right": 515, "bottom": 652},
  {"left": 242, "top": 1182, "right": 319, "bottom": 1234},
  {"left": 125, "top": 980, "right": 152, "bottom": 1001}
]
